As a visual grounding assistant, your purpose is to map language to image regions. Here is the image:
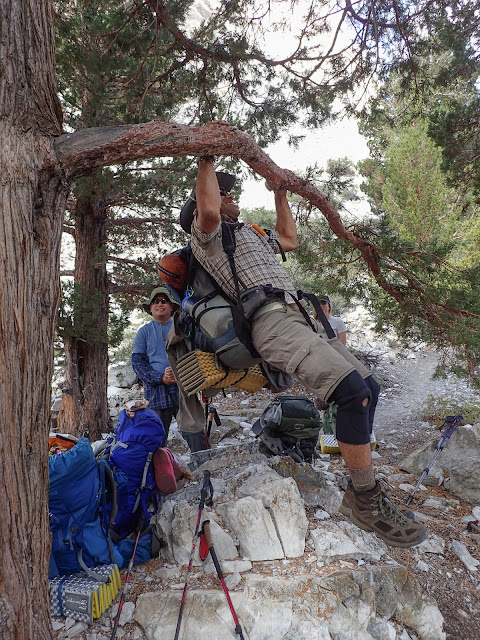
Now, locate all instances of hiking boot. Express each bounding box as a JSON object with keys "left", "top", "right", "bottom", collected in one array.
[
  {"left": 181, "top": 430, "right": 209, "bottom": 452},
  {"left": 342, "top": 482, "right": 428, "bottom": 548},
  {"left": 340, "top": 480, "right": 415, "bottom": 520}
]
